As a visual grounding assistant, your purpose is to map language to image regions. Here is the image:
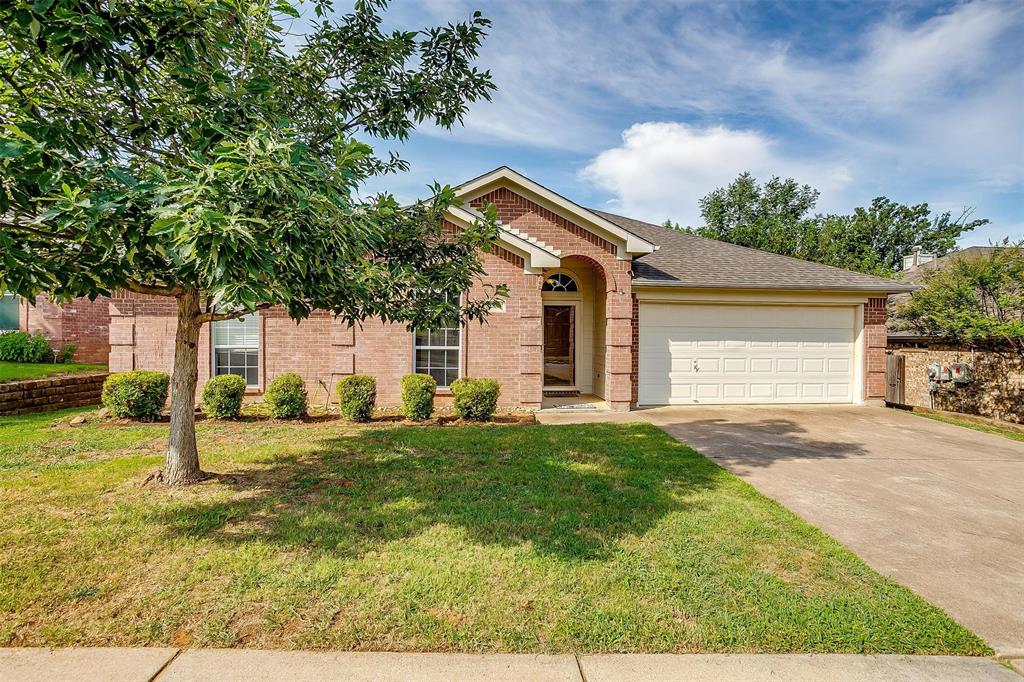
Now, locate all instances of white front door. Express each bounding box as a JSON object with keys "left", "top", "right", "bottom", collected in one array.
[{"left": 638, "top": 303, "right": 857, "bottom": 405}]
